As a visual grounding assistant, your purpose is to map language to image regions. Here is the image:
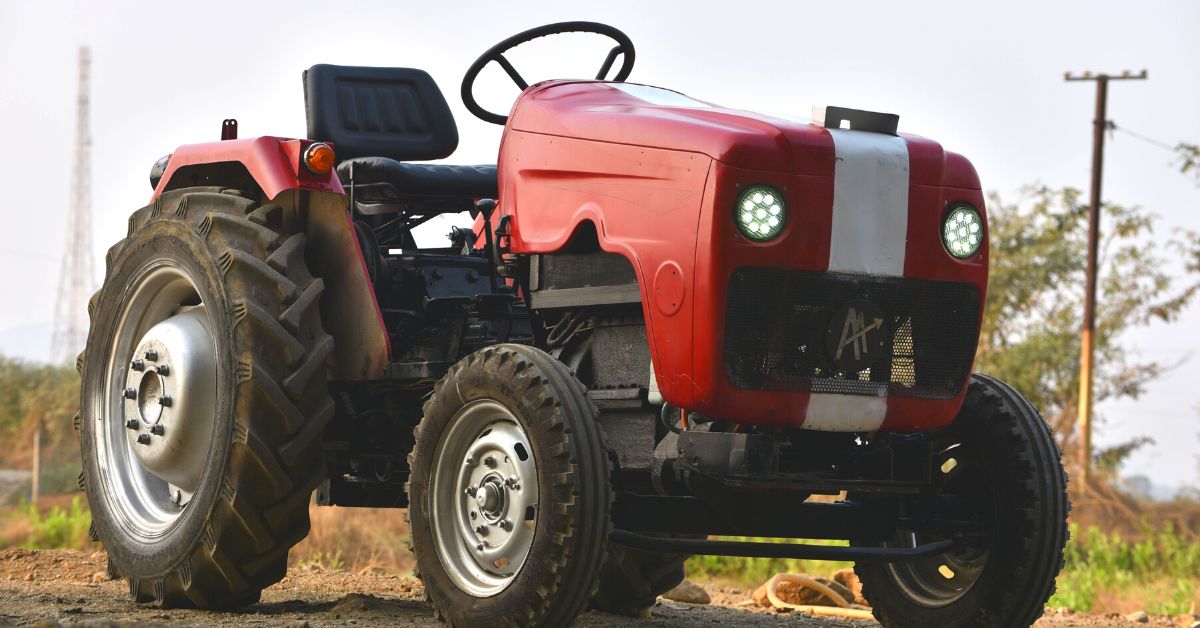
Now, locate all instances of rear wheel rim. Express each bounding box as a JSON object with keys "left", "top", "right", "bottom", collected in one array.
[
  {"left": 93, "top": 261, "right": 218, "bottom": 540},
  {"left": 429, "top": 399, "right": 539, "bottom": 597}
]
